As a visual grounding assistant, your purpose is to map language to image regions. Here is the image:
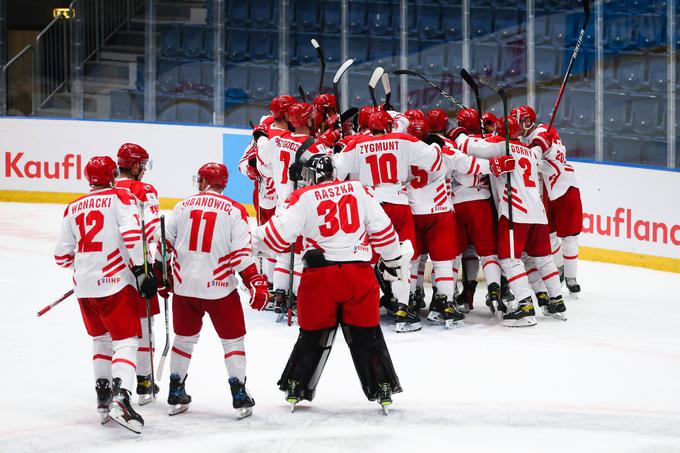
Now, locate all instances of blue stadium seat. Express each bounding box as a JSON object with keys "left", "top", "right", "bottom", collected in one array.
[
  {"left": 407, "top": 38, "right": 420, "bottom": 73},
  {"left": 470, "top": 8, "right": 493, "bottom": 39},
  {"left": 419, "top": 41, "right": 446, "bottom": 75},
  {"left": 224, "top": 106, "right": 248, "bottom": 127},
  {"left": 249, "top": 30, "right": 275, "bottom": 62},
  {"left": 549, "top": 14, "right": 575, "bottom": 48},
  {"left": 158, "top": 58, "right": 181, "bottom": 92},
  {"left": 442, "top": 7, "right": 463, "bottom": 41},
  {"left": 636, "top": 14, "right": 666, "bottom": 48},
  {"left": 534, "top": 14, "right": 551, "bottom": 45},
  {"left": 471, "top": 43, "right": 498, "bottom": 77},
  {"left": 416, "top": 4, "right": 442, "bottom": 40},
  {"left": 485, "top": 97, "right": 504, "bottom": 119},
  {"left": 439, "top": 0, "right": 462, "bottom": 5},
  {"left": 534, "top": 46, "right": 560, "bottom": 82},
  {"left": 348, "top": 71, "right": 373, "bottom": 107},
  {"left": 322, "top": 37, "right": 341, "bottom": 64},
  {"left": 226, "top": 29, "right": 249, "bottom": 62},
  {"left": 291, "top": 68, "right": 318, "bottom": 102},
  {"left": 445, "top": 41, "right": 463, "bottom": 75},
  {"left": 204, "top": 30, "right": 214, "bottom": 59},
  {"left": 348, "top": 36, "right": 368, "bottom": 63},
  {"left": 494, "top": 8, "right": 519, "bottom": 41},
  {"left": 251, "top": 0, "right": 276, "bottom": 29},
  {"left": 535, "top": 88, "right": 559, "bottom": 126},
  {"left": 348, "top": 1, "right": 367, "bottom": 35},
  {"left": 160, "top": 24, "right": 181, "bottom": 57},
  {"left": 249, "top": 64, "right": 276, "bottom": 101},
  {"left": 111, "top": 90, "right": 143, "bottom": 120},
  {"left": 227, "top": 3, "right": 249, "bottom": 27},
  {"left": 498, "top": 45, "right": 524, "bottom": 80},
  {"left": 367, "top": 1, "right": 395, "bottom": 36},
  {"left": 183, "top": 26, "right": 205, "bottom": 59},
  {"left": 631, "top": 96, "right": 663, "bottom": 136},
  {"left": 294, "top": 1, "right": 320, "bottom": 32},
  {"left": 604, "top": 93, "right": 628, "bottom": 133},
  {"left": 640, "top": 139, "right": 668, "bottom": 167},
  {"left": 180, "top": 61, "right": 203, "bottom": 87},
  {"left": 368, "top": 37, "right": 397, "bottom": 72},
  {"left": 616, "top": 52, "right": 645, "bottom": 92},
  {"left": 323, "top": 1, "right": 341, "bottom": 34},
  {"left": 605, "top": 136, "right": 641, "bottom": 164},
  {"left": 647, "top": 53, "right": 667, "bottom": 93},
  {"left": 569, "top": 90, "right": 595, "bottom": 129},
  {"left": 604, "top": 14, "right": 635, "bottom": 51},
  {"left": 293, "top": 33, "right": 317, "bottom": 65},
  {"left": 225, "top": 65, "right": 249, "bottom": 97},
  {"left": 202, "top": 61, "right": 214, "bottom": 90}
]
